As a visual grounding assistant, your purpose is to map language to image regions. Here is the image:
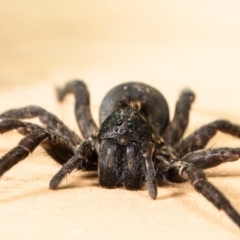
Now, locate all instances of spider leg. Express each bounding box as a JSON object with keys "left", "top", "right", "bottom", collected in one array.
[
  {"left": 0, "top": 106, "right": 81, "bottom": 145},
  {"left": 177, "top": 120, "right": 240, "bottom": 157},
  {"left": 162, "top": 161, "right": 240, "bottom": 228},
  {"left": 182, "top": 147, "right": 240, "bottom": 169},
  {"left": 0, "top": 129, "right": 48, "bottom": 176},
  {"left": 56, "top": 80, "right": 98, "bottom": 139},
  {"left": 49, "top": 140, "right": 92, "bottom": 189},
  {"left": 0, "top": 119, "right": 75, "bottom": 176},
  {"left": 162, "top": 89, "right": 195, "bottom": 146}
]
